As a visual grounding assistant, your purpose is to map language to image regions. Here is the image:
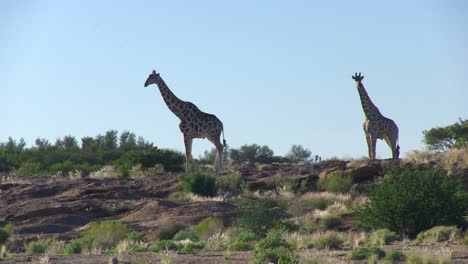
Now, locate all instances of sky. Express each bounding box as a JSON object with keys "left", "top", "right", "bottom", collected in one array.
[{"left": 1, "top": 0, "right": 467, "bottom": 159}]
